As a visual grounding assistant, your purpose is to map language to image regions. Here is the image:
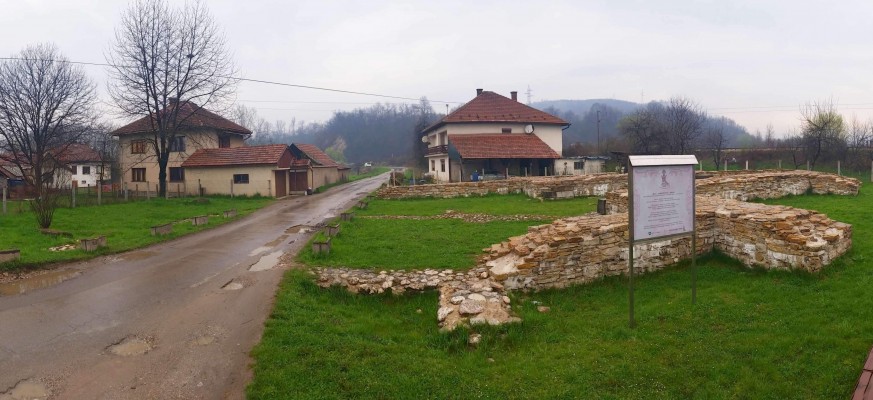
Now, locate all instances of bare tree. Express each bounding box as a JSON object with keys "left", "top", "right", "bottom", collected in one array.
[
  {"left": 106, "top": 0, "right": 236, "bottom": 196},
  {"left": 799, "top": 99, "right": 845, "bottom": 169},
  {"left": 703, "top": 118, "right": 727, "bottom": 168},
  {"left": 82, "top": 123, "right": 119, "bottom": 184},
  {"left": 0, "top": 44, "right": 96, "bottom": 228},
  {"left": 845, "top": 116, "right": 871, "bottom": 170},
  {"left": 664, "top": 96, "right": 706, "bottom": 154},
  {"left": 618, "top": 103, "right": 665, "bottom": 154}
]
